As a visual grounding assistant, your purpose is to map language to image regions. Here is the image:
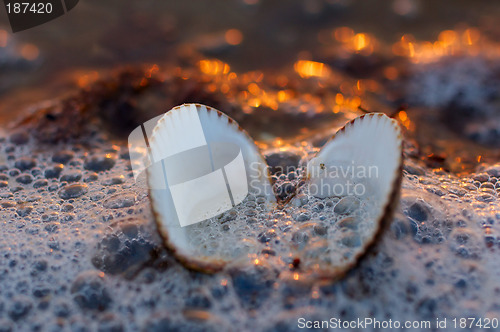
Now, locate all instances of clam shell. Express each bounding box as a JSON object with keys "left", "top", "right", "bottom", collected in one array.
[
  {"left": 303, "top": 113, "right": 403, "bottom": 277},
  {"left": 147, "top": 104, "right": 276, "bottom": 271},
  {"left": 147, "top": 105, "right": 402, "bottom": 277}
]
